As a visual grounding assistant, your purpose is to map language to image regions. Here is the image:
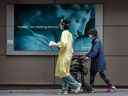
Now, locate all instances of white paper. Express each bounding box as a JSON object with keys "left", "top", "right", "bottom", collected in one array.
[{"left": 49, "top": 41, "right": 57, "bottom": 47}]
